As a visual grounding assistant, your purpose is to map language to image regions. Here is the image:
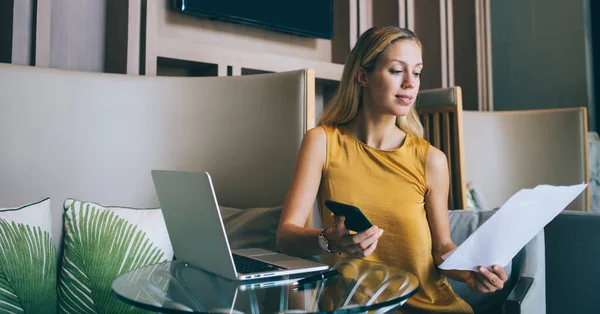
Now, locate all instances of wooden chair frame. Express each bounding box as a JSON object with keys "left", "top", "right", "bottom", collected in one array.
[{"left": 416, "top": 86, "right": 467, "bottom": 210}]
